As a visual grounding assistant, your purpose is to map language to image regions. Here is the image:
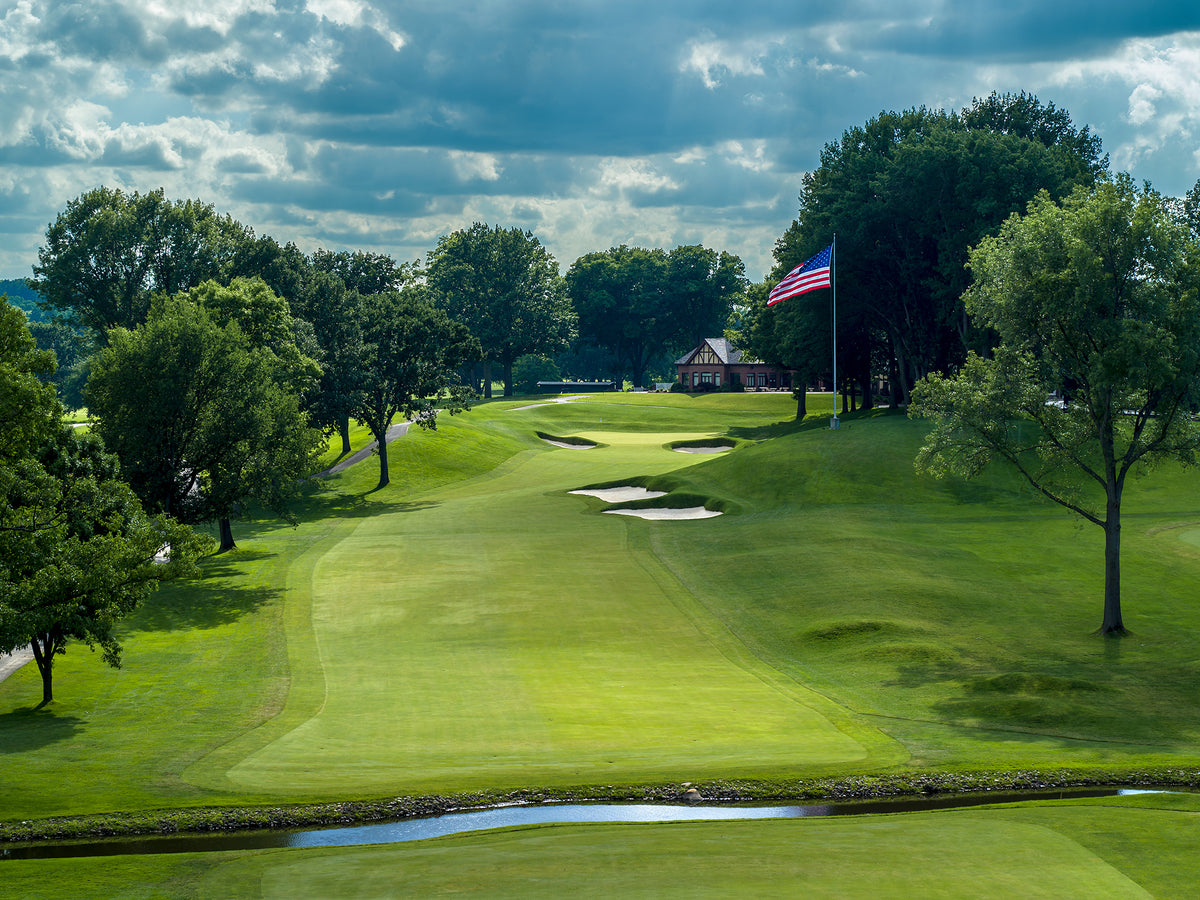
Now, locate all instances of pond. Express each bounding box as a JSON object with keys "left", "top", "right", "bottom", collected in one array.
[{"left": 0, "top": 788, "right": 1171, "bottom": 861}]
